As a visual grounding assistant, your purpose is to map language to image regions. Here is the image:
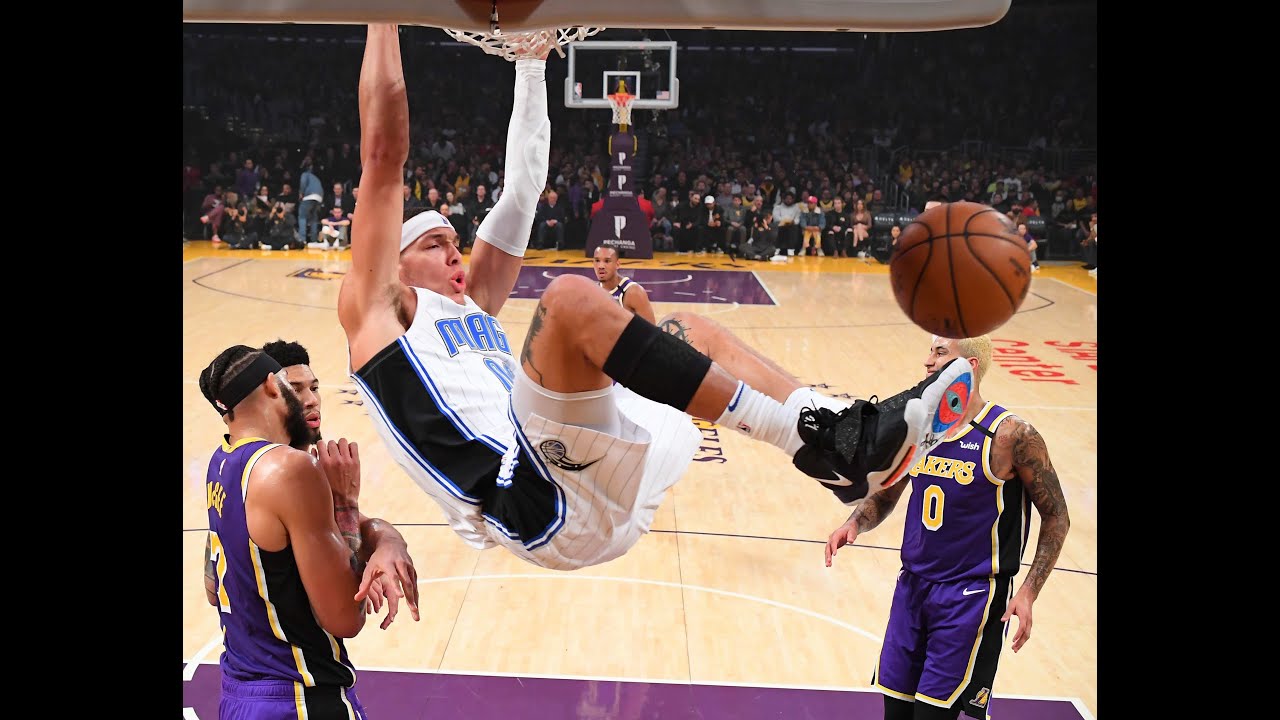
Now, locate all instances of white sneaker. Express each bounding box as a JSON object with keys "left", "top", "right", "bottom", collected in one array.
[
  {"left": 787, "top": 249, "right": 795, "bottom": 256},
  {"left": 307, "top": 241, "right": 330, "bottom": 249}
]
